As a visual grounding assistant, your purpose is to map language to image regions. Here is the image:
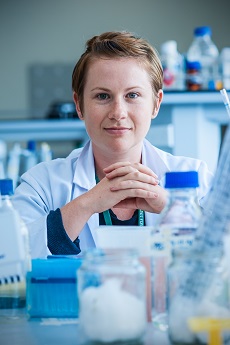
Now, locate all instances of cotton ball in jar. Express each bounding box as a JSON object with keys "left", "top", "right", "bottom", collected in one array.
[{"left": 79, "top": 278, "right": 147, "bottom": 343}]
